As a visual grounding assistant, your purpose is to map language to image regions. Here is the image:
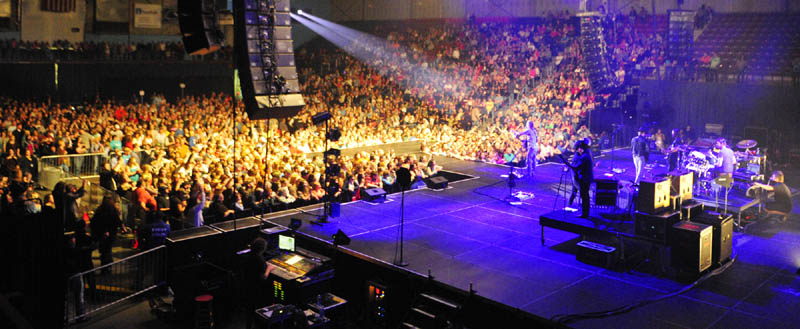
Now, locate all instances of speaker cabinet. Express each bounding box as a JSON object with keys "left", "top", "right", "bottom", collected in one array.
[
  {"left": 670, "top": 221, "right": 713, "bottom": 274},
  {"left": 595, "top": 178, "right": 619, "bottom": 207},
  {"left": 233, "top": 0, "right": 304, "bottom": 120},
  {"left": 681, "top": 200, "right": 704, "bottom": 220},
  {"left": 669, "top": 170, "right": 693, "bottom": 202},
  {"left": 424, "top": 176, "right": 449, "bottom": 190},
  {"left": 637, "top": 178, "right": 671, "bottom": 214},
  {"left": 178, "top": 0, "right": 223, "bottom": 55},
  {"left": 578, "top": 12, "right": 614, "bottom": 93},
  {"left": 691, "top": 212, "right": 733, "bottom": 265},
  {"left": 363, "top": 188, "right": 387, "bottom": 201},
  {"left": 634, "top": 210, "right": 681, "bottom": 242}
]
